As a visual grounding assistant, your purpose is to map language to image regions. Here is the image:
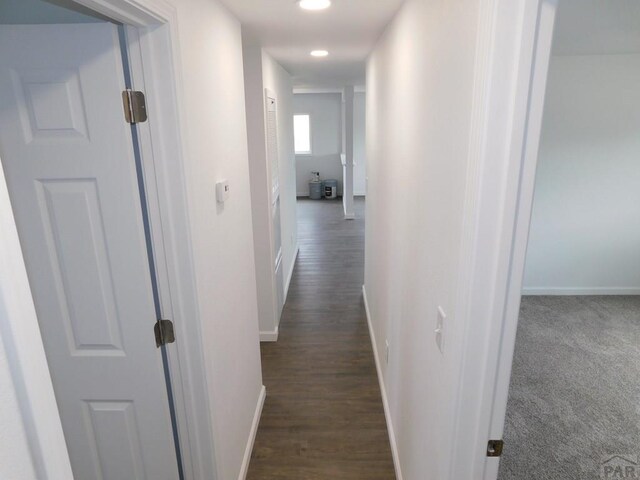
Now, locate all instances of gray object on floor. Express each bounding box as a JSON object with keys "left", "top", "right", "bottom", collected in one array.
[
  {"left": 499, "top": 296, "right": 640, "bottom": 480},
  {"left": 309, "top": 181, "right": 322, "bottom": 200}
]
